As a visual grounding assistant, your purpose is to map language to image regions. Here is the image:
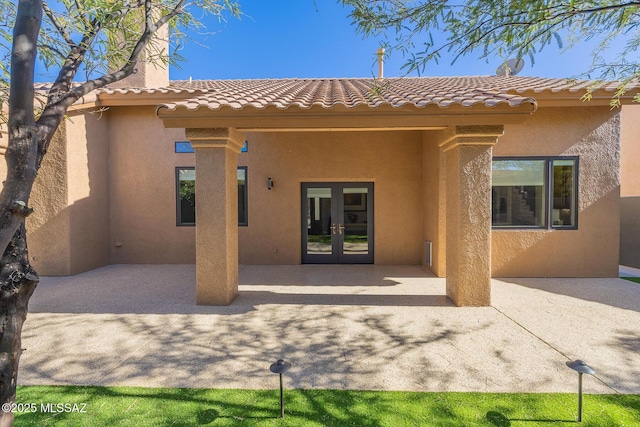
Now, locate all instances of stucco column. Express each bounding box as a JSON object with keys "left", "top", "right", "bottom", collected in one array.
[
  {"left": 186, "top": 128, "right": 245, "bottom": 305},
  {"left": 439, "top": 126, "right": 504, "bottom": 307}
]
